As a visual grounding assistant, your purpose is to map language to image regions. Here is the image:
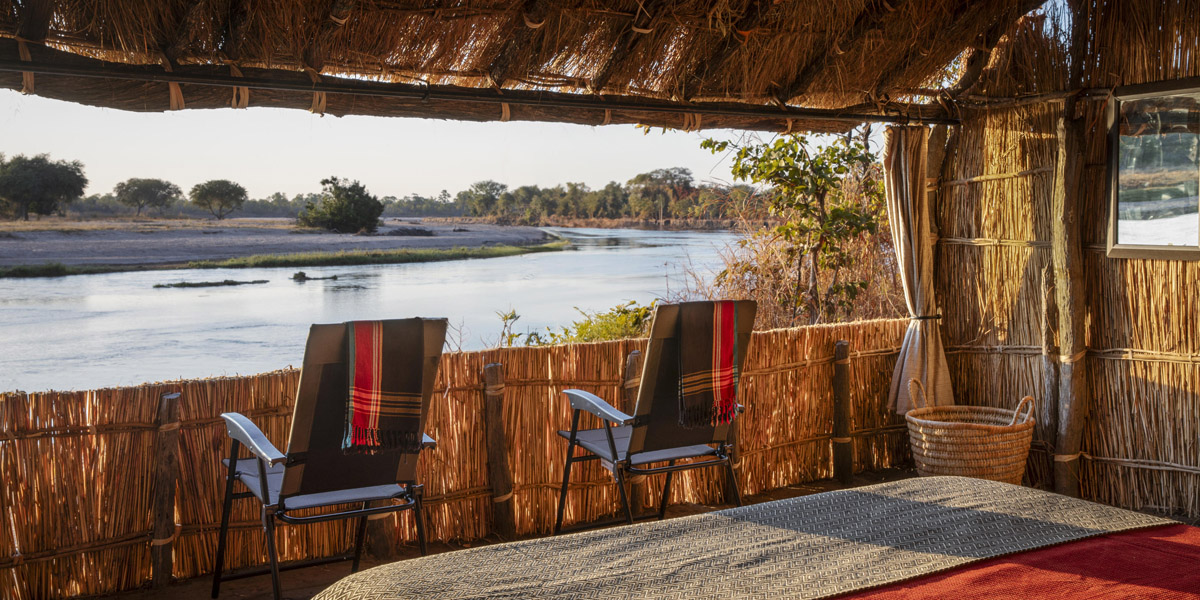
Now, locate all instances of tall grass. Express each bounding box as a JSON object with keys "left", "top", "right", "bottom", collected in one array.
[{"left": 678, "top": 206, "right": 904, "bottom": 329}]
